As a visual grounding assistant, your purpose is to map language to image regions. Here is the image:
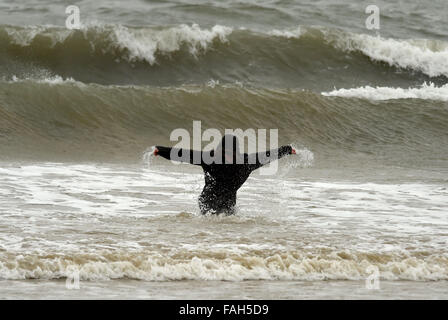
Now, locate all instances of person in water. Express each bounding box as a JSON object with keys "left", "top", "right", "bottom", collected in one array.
[{"left": 153, "top": 135, "right": 296, "bottom": 215}]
